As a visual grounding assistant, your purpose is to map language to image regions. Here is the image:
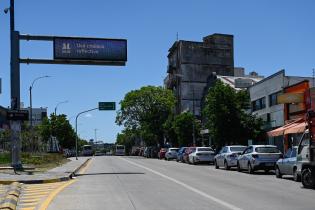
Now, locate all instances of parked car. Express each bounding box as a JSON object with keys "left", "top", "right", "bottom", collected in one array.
[
  {"left": 165, "top": 148, "right": 179, "bottom": 160},
  {"left": 275, "top": 146, "right": 300, "bottom": 181},
  {"left": 237, "top": 145, "right": 282, "bottom": 174},
  {"left": 143, "top": 147, "right": 151, "bottom": 158},
  {"left": 214, "top": 145, "right": 247, "bottom": 170},
  {"left": 188, "top": 147, "right": 215, "bottom": 164},
  {"left": 158, "top": 148, "right": 167, "bottom": 159},
  {"left": 183, "top": 147, "right": 196, "bottom": 163},
  {"left": 176, "top": 147, "right": 187, "bottom": 162}
]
